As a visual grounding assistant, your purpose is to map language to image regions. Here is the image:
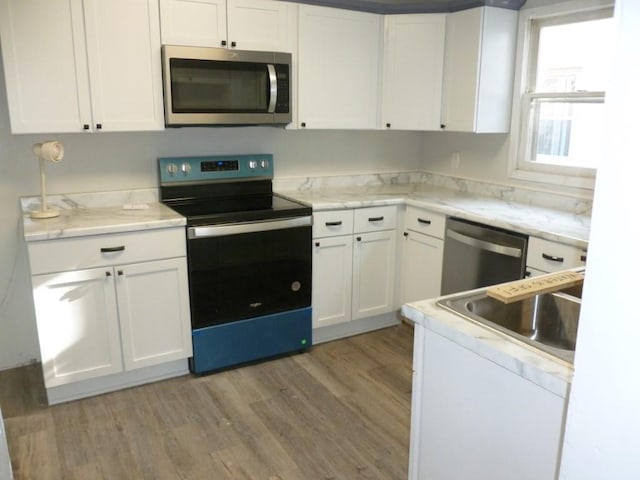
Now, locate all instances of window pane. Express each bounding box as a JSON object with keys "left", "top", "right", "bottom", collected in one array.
[
  {"left": 535, "top": 17, "right": 614, "bottom": 93},
  {"left": 530, "top": 100, "right": 605, "bottom": 169}
]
